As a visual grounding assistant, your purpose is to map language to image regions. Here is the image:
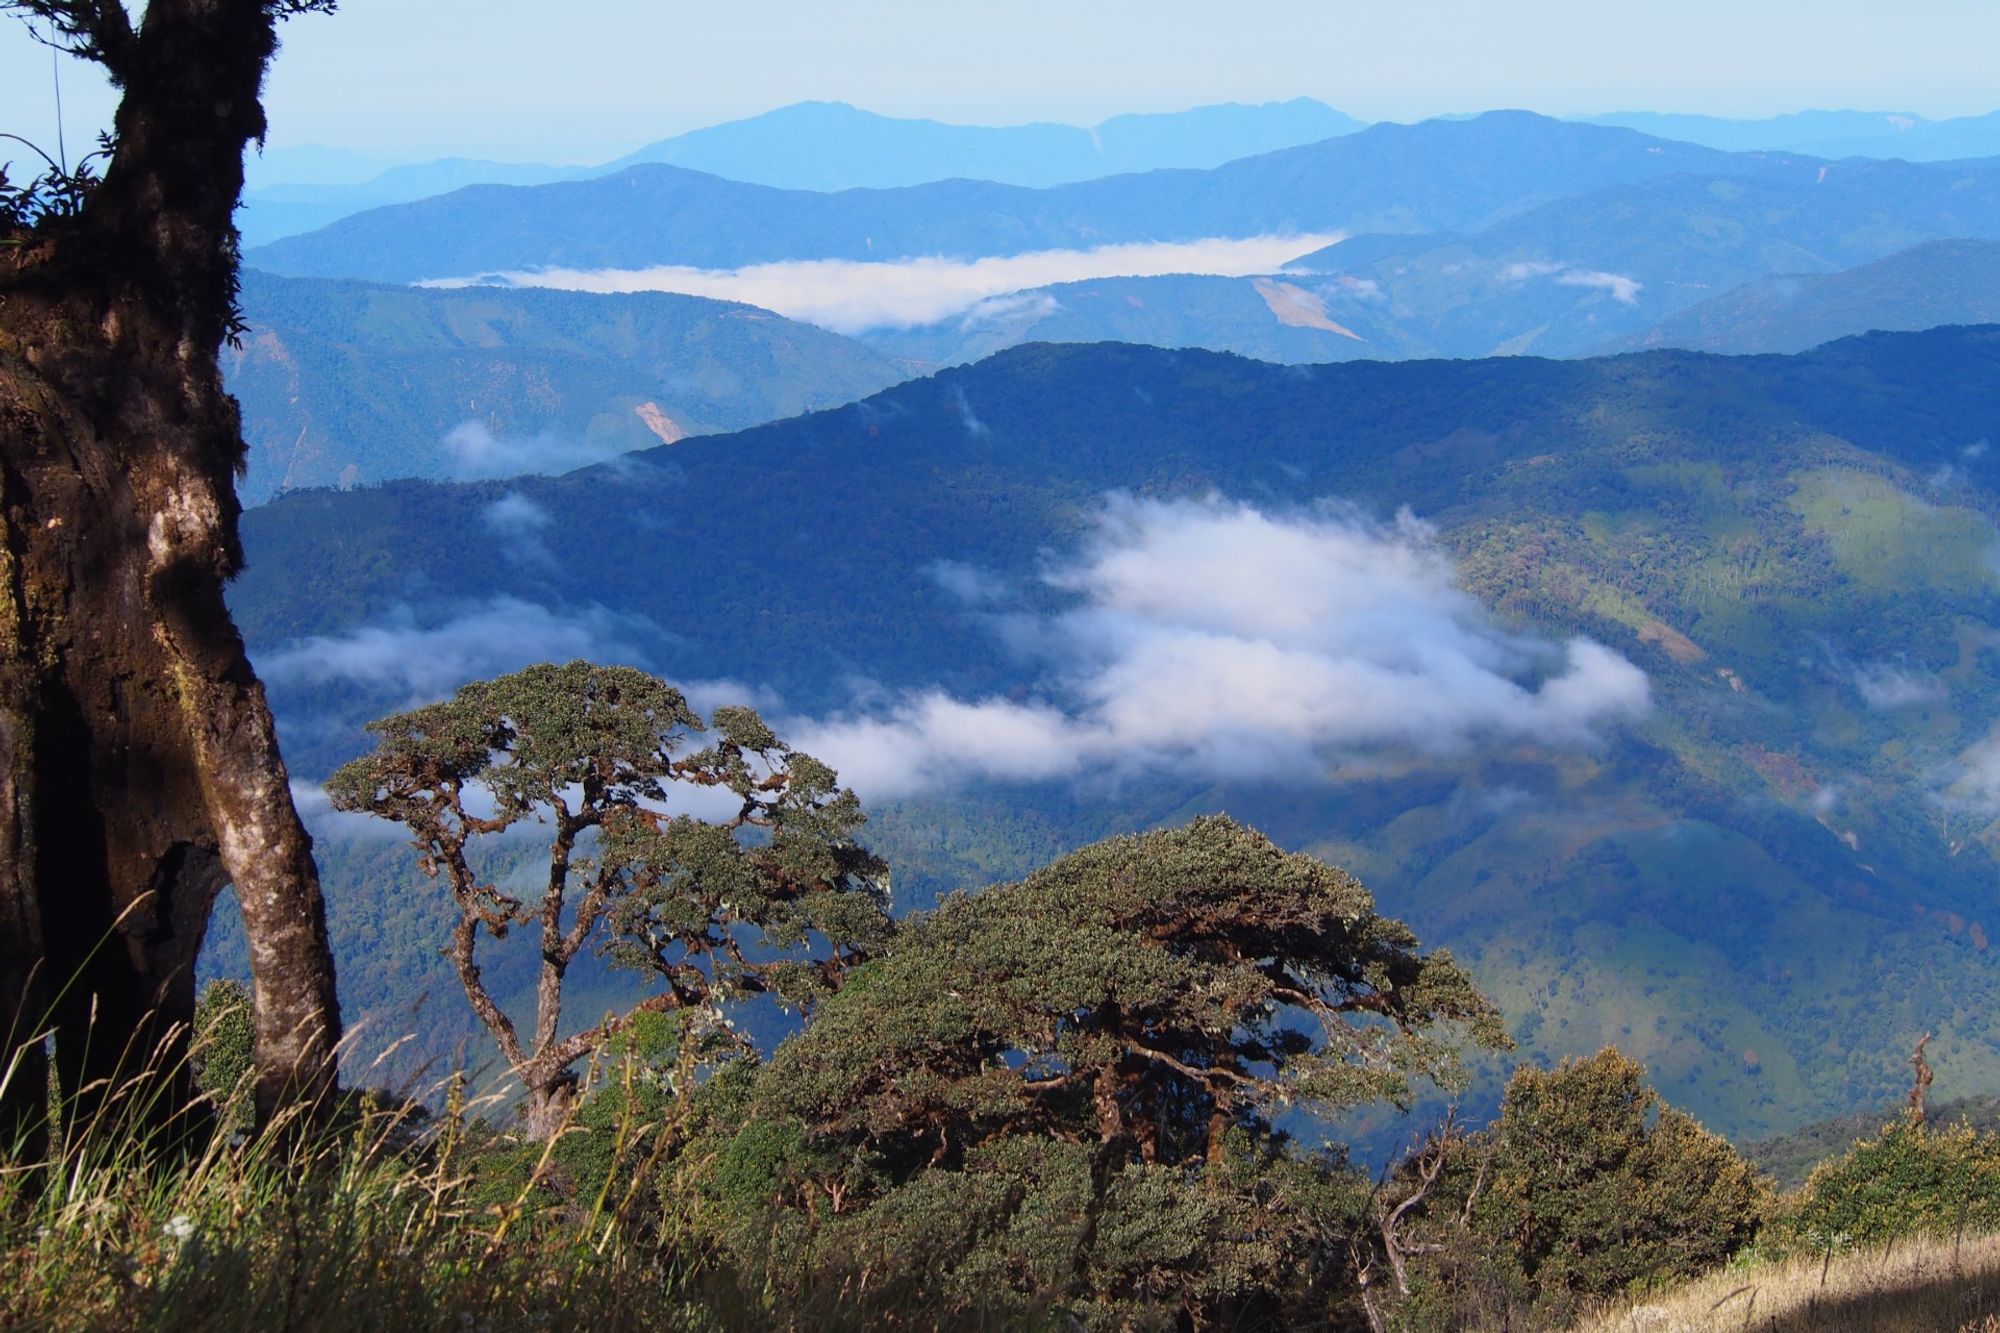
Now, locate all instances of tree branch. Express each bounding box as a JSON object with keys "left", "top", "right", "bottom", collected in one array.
[
  {"left": 450, "top": 910, "right": 524, "bottom": 1069},
  {"left": 5, "top": 1, "right": 136, "bottom": 79}
]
